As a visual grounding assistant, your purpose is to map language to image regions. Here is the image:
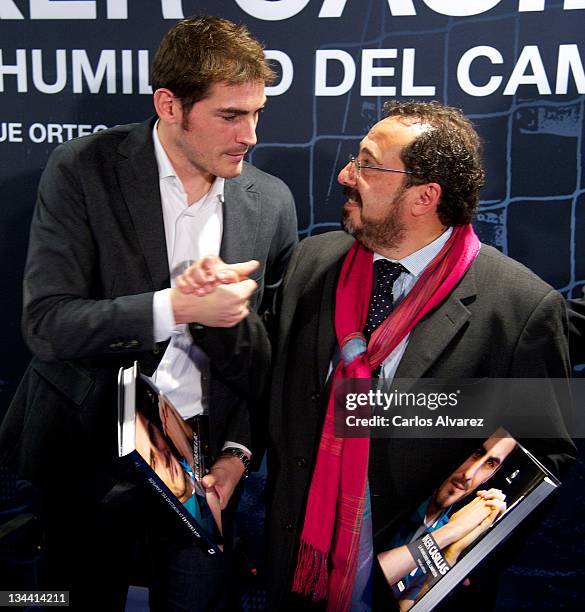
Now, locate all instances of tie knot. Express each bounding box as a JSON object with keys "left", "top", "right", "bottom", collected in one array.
[{"left": 374, "top": 259, "right": 405, "bottom": 288}]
